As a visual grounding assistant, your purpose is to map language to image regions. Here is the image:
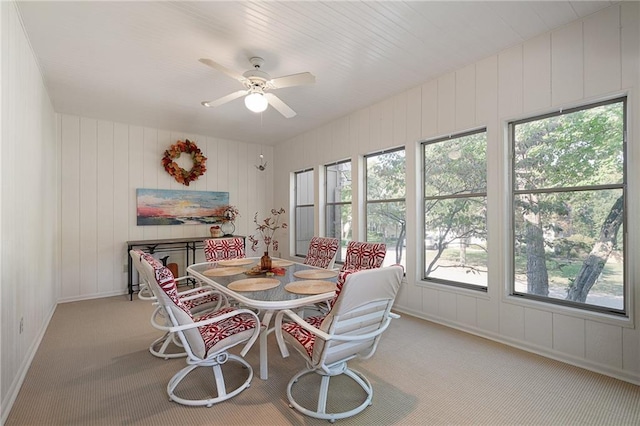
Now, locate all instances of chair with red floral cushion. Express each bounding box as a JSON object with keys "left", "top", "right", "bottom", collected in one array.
[
  {"left": 204, "top": 237, "right": 246, "bottom": 262},
  {"left": 130, "top": 250, "right": 227, "bottom": 359},
  {"left": 274, "top": 265, "right": 403, "bottom": 422},
  {"left": 303, "top": 236, "right": 339, "bottom": 269},
  {"left": 306, "top": 241, "right": 386, "bottom": 316},
  {"left": 139, "top": 255, "right": 260, "bottom": 407},
  {"left": 340, "top": 241, "right": 387, "bottom": 271}
]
